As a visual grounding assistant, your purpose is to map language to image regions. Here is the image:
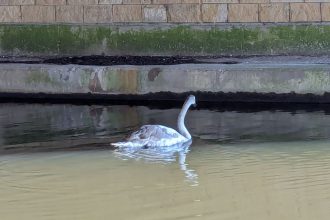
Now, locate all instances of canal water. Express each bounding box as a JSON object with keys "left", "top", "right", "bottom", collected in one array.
[{"left": 1, "top": 103, "right": 330, "bottom": 220}]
